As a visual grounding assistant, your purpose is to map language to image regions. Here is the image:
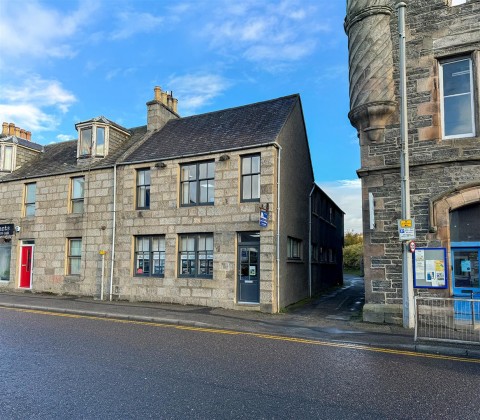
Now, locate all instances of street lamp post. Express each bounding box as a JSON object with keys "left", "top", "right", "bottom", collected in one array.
[{"left": 397, "top": 2, "right": 414, "bottom": 328}]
